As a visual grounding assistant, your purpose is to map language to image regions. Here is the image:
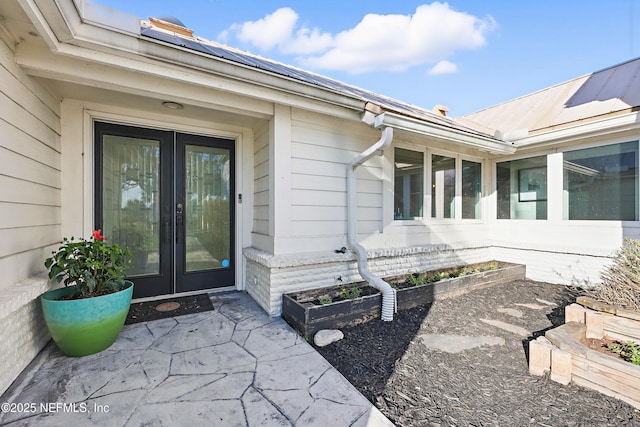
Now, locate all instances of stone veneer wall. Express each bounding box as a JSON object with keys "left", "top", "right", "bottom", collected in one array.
[
  {"left": 0, "top": 276, "right": 53, "bottom": 395},
  {"left": 244, "top": 245, "right": 491, "bottom": 316}
]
